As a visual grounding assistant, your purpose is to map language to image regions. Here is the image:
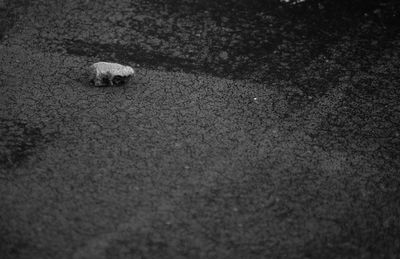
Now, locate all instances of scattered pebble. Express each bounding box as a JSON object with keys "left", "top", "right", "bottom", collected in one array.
[{"left": 219, "top": 51, "right": 229, "bottom": 61}]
